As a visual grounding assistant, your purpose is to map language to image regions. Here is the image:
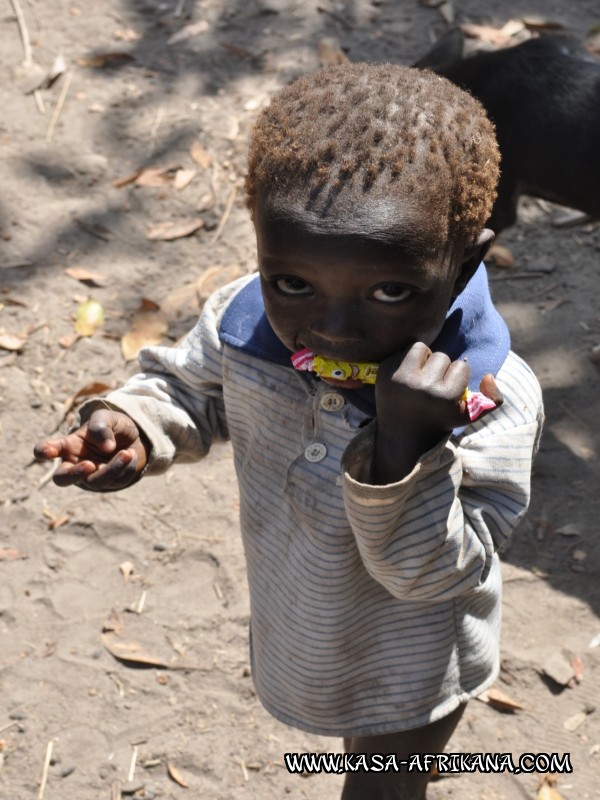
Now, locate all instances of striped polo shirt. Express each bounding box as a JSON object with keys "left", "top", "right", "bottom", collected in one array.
[{"left": 103, "top": 276, "right": 544, "bottom": 736}]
